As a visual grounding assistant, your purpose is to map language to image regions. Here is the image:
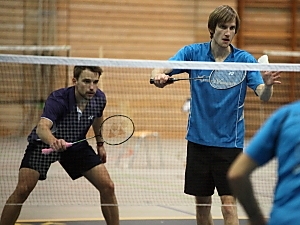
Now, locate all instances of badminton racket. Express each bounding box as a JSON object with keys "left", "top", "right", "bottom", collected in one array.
[
  {"left": 42, "top": 114, "right": 135, "bottom": 155},
  {"left": 150, "top": 70, "right": 246, "bottom": 90}
]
